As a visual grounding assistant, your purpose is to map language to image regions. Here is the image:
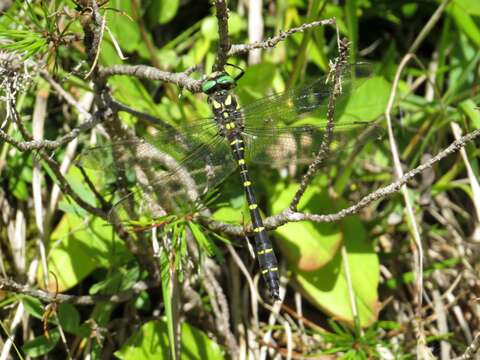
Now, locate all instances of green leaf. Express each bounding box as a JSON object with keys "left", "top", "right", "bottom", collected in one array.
[
  {"left": 114, "top": 320, "right": 225, "bottom": 360},
  {"left": 22, "top": 328, "right": 60, "bottom": 357},
  {"left": 336, "top": 75, "right": 391, "bottom": 124},
  {"left": 188, "top": 222, "right": 219, "bottom": 257},
  {"left": 200, "top": 13, "right": 246, "bottom": 40},
  {"left": 212, "top": 206, "right": 244, "bottom": 223},
  {"left": 271, "top": 183, "right": 379, "bottom": 327},
  {"left": 294, "top": 215, "right": 379, "bottom": 327},
  {"left": 89, "top": 266, "right": 140, "bottom": 295},
  {"left": 160, "top": 250, "right": 179, "bottom": 360},
  {"left": 458, "top": 99, "right": 480, "bottom": 128},
  {"left": 271, "top": 183, "right": 343, "bottom": 270},
  {"left": 57, "top": 303, "right": 81, "bottom": 334},
  {"left": 41, "top": 212, "right": 132, "bottom": 292},
  {"left": 106, "top": 0, "right": 141, "bottom": 53},
  {"left": 147, "top": 0, "right": 179, "bottom": 25},
  {"left": 236, "top": 62, "right": 278, "bottom": 105},
  {"left": 453, "top": 0, "right": 480, "bottom": 16},
  {"left": 21, "top": 296, "right": 44, "bottom": 320},
  {"left": 449, "top": 1, "right": 480, "bottom": 46}
]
